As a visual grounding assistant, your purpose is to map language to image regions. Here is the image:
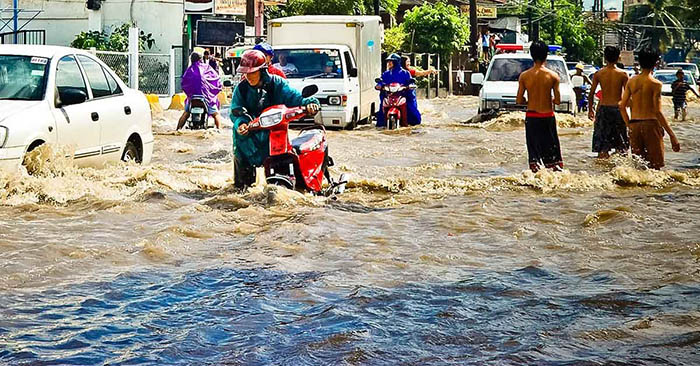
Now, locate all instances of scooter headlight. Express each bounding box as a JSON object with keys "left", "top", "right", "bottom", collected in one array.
[
  {"left": 259, "top": 111, "right": 283, "bottom": 127},
  {"left": 388, "top": 85, "right": 401, "bottom": 93}
]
